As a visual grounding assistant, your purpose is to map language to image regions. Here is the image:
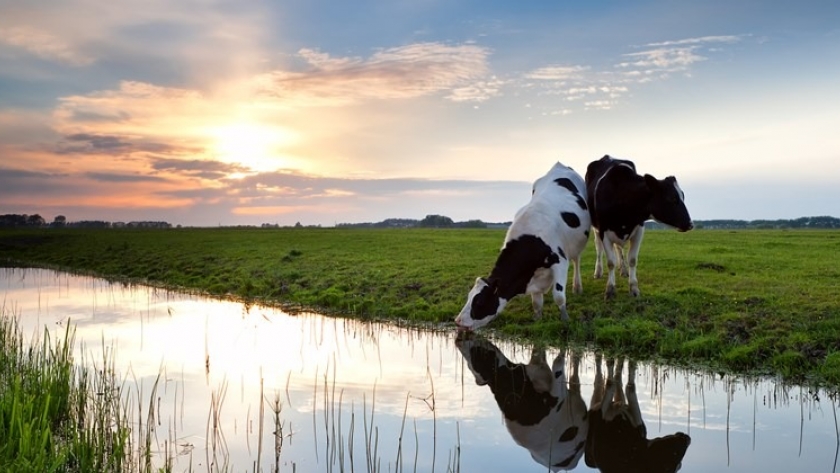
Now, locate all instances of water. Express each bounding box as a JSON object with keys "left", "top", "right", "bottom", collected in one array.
[{"left": 2, "top": 267, "right": 839, "bottom": 472}]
